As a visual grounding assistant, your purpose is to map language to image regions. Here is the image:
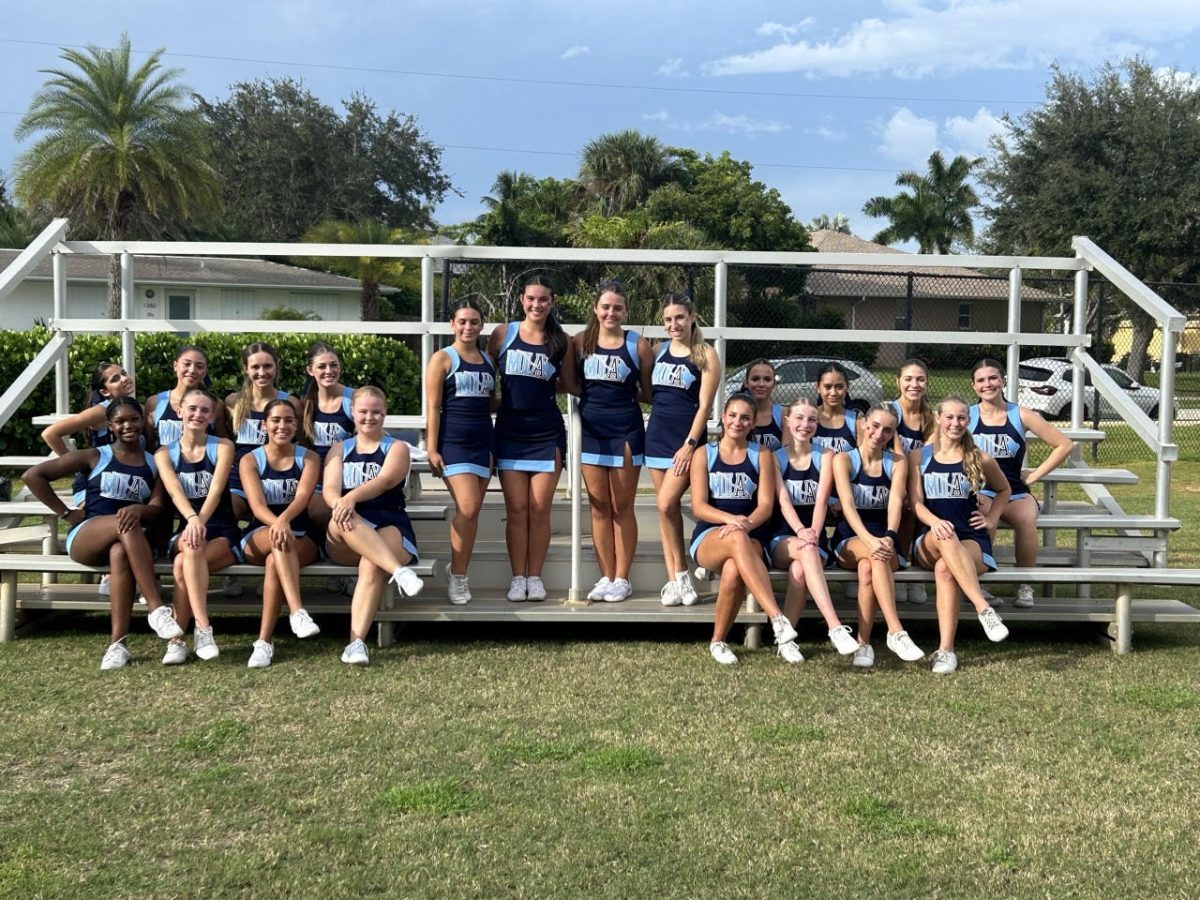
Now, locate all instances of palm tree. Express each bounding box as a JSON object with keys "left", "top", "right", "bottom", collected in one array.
[
  {"left": 295, "top": 220, "right": 414, "bottom": 321},
  {"left": 579, "top": 130, "right": 683, "bottom": 216},
  {"left": 863, "top": 151, "right": 981, "bottom": 253},
  {"left": 13, "top": 34, "right": 221, "bottom": 316},
  {"left": 479, "top": 171, "right": 532, "bottom": 246},
  {"left": 807, "top": 212, "right": 852, "bottom": 234}
]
